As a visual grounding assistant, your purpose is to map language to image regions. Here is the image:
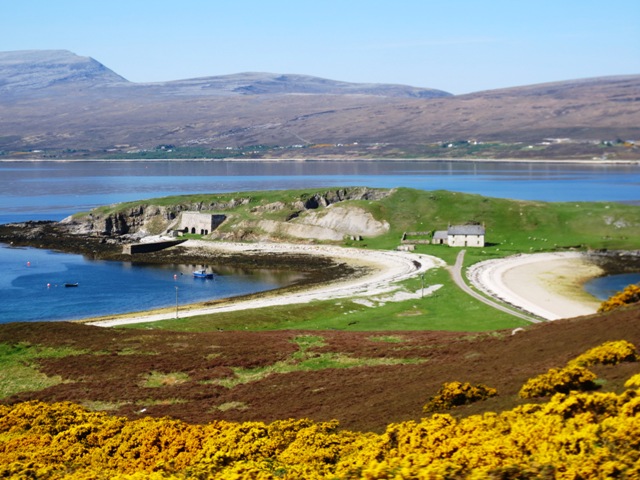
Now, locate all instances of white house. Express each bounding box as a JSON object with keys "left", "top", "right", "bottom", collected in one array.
[{"left": 447, "top": 224, "right": 485, "bottom": 247}]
